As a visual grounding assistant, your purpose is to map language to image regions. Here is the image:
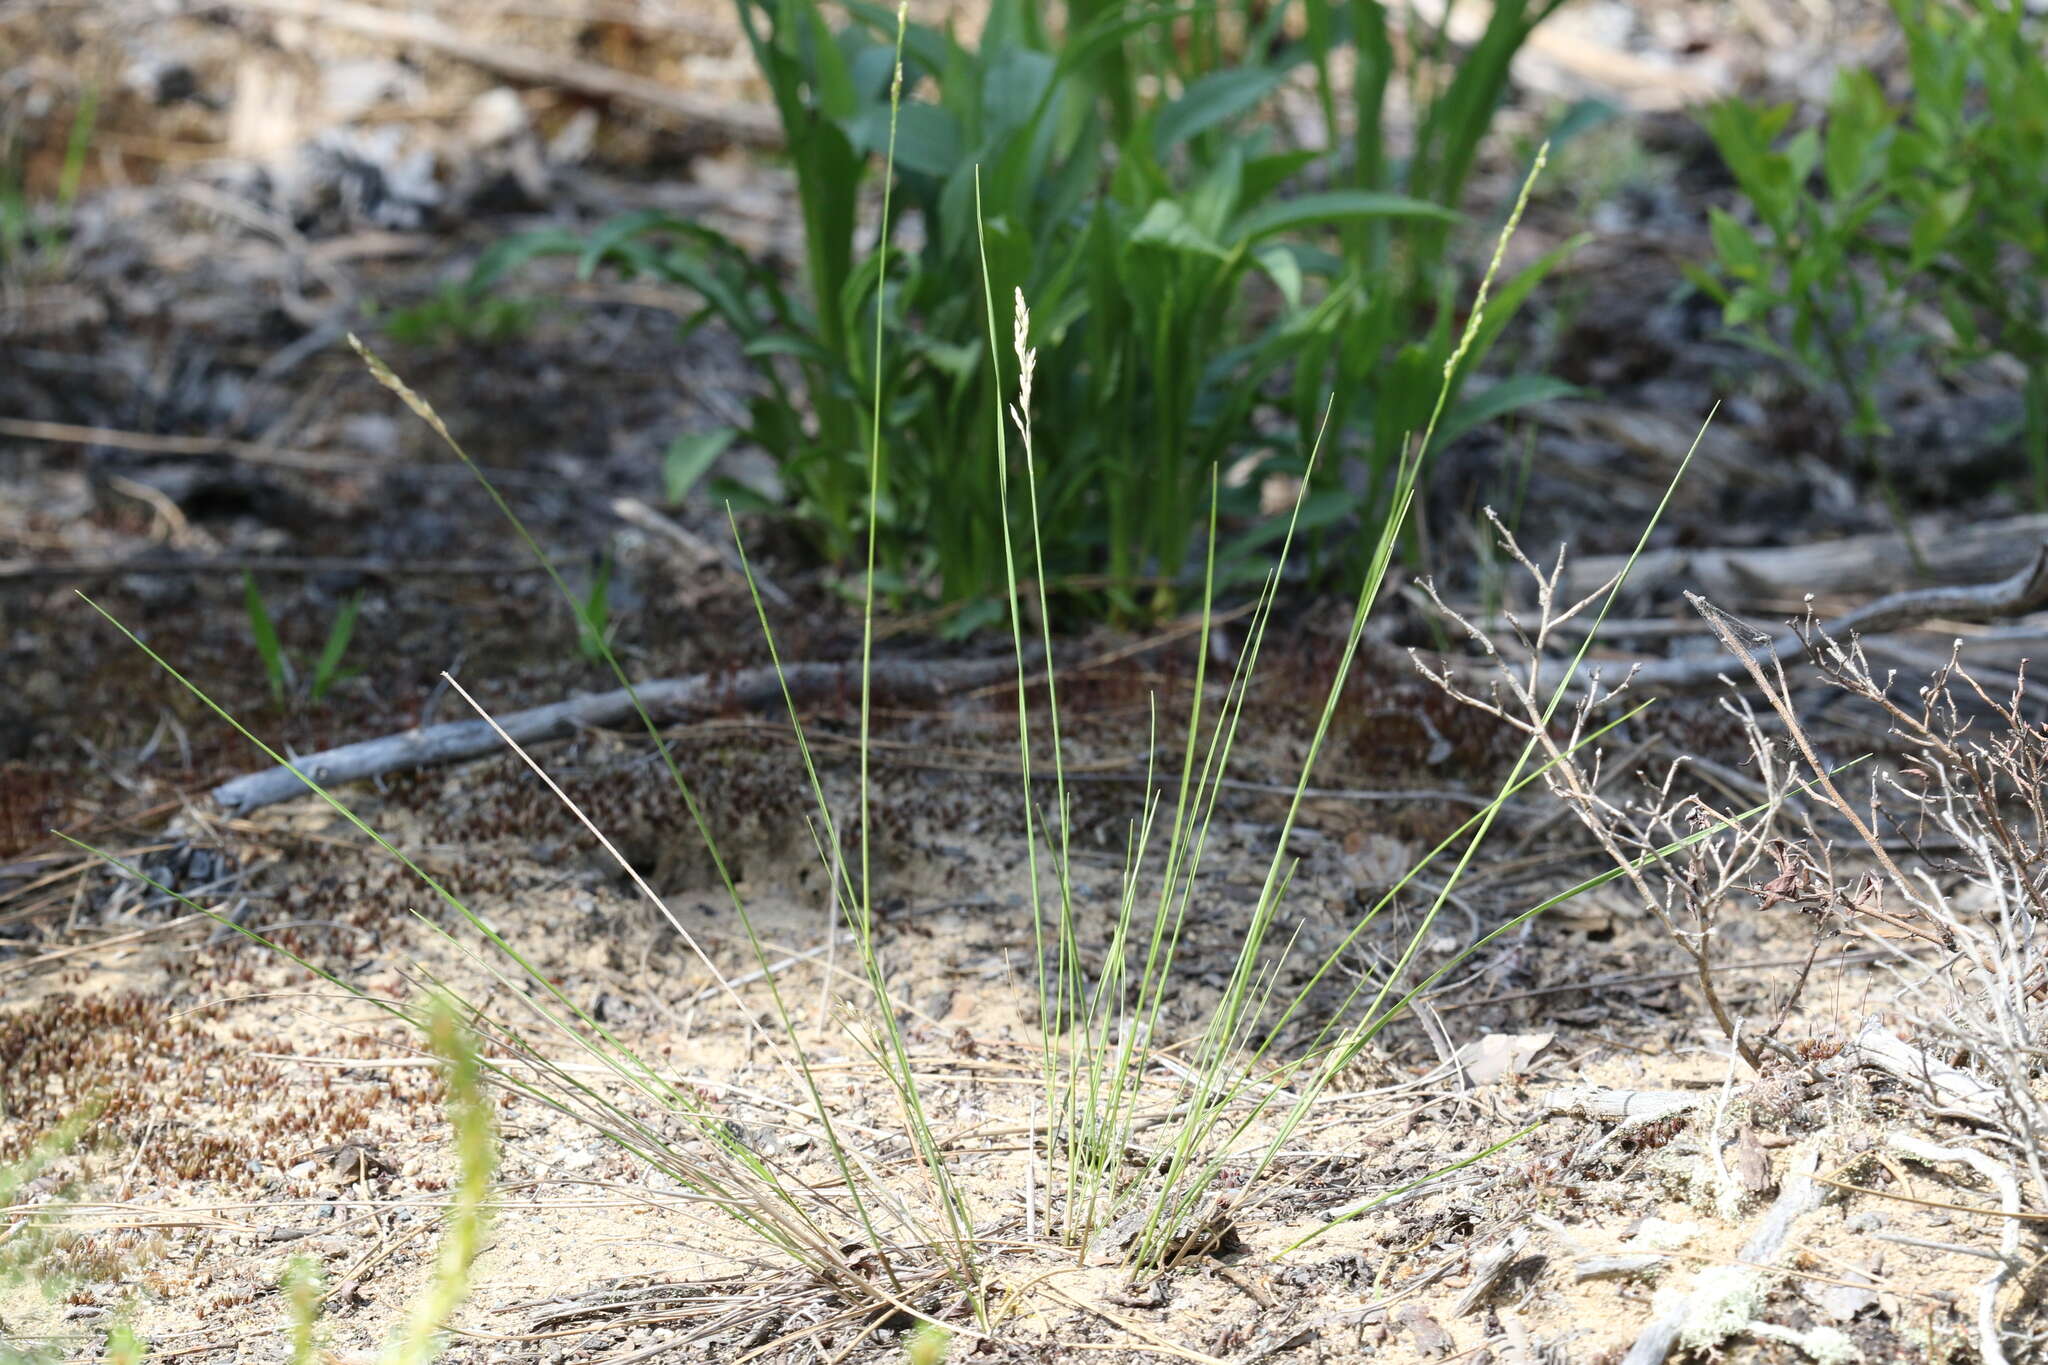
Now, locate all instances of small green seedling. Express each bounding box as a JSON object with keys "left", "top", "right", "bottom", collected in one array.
[
  {"left": 242, "top": 573, "right": 365, "bottom": 705},
  {"left": 574, "top": 557, "right": 613, "bottom": 663},
  {"left": 903, "top": 1323, "right": 951, "bottom": 1365}
]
